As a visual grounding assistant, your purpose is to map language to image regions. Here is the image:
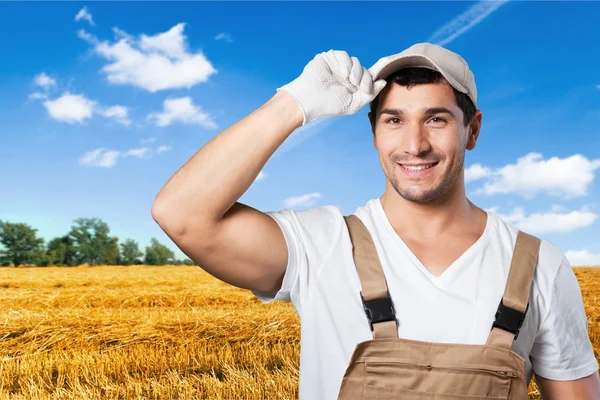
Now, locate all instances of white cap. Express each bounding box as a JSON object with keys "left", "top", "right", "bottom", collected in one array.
[{"left": 370, "top": 42, "right": 477, "bottom": 108}]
